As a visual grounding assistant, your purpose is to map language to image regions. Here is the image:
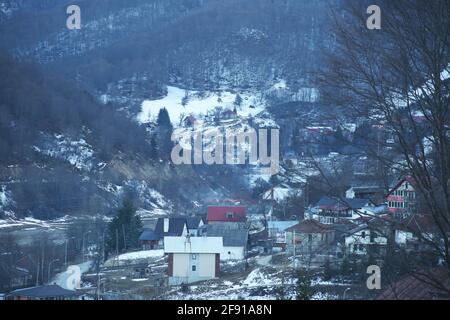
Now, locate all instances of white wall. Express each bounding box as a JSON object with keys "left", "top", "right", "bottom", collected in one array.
[
  {"left": 170, "top": 252, "right": 217, "bottom": 285},
  {"left": 220, "top": 246, "right": 245, "bottom": 261}
]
